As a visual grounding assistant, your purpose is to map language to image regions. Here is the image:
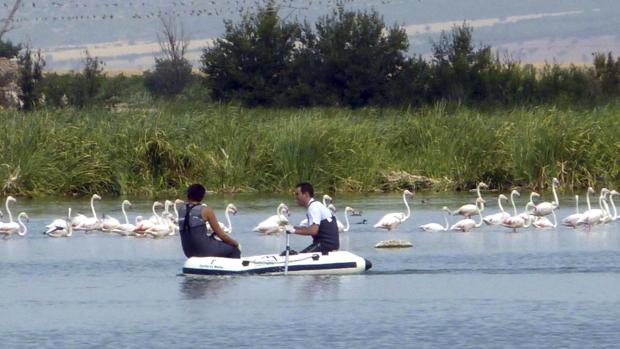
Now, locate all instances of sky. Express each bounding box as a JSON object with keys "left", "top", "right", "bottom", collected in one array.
[{"left": 1, "top": 0, "right": 619, "bottom": 70}]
